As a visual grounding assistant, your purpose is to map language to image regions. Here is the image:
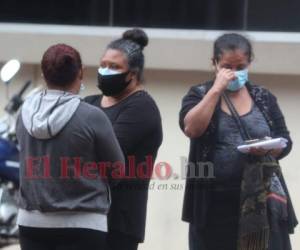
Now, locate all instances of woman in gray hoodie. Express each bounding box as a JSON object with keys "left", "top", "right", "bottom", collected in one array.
[{"left": 16, "top": 44, "right": 124, "bottom": 250}]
